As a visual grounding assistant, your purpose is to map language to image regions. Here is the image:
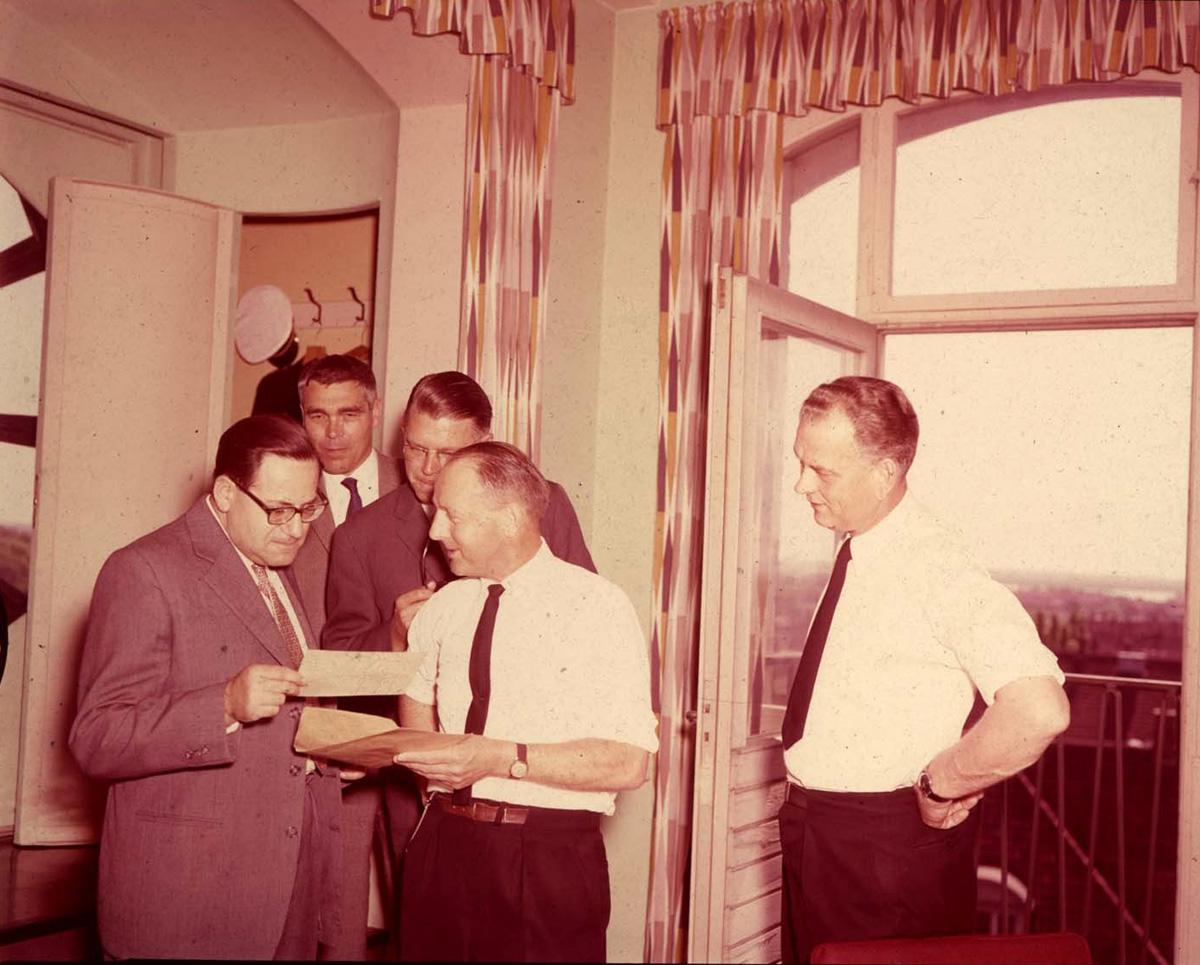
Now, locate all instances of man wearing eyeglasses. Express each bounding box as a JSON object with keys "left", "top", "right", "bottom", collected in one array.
[
  {"left": 69, "top": 416, "right": 345, "bottom": 960},
  {"left": 324, "top": 371, "right": 594, "bottom": 656}
]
